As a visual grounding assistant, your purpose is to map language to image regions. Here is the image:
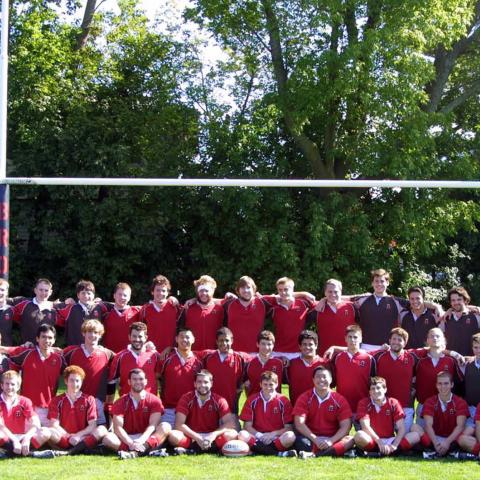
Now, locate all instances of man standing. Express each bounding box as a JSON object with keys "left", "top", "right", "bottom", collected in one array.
[
  {"left": 103, "top": 368, "right": 171, "bottom": 459},
  {"left": 168, "top": 370, "right": 237, "bottom": 454},
  {"left": 293, "top": 366, "right": 353, "bottom": 457}
]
